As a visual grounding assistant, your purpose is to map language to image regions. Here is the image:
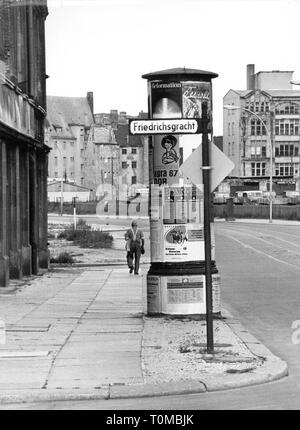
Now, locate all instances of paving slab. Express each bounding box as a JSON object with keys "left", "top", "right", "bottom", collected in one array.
[{"left": 0, "top": 267, "right": 288, "bottom": 404}]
